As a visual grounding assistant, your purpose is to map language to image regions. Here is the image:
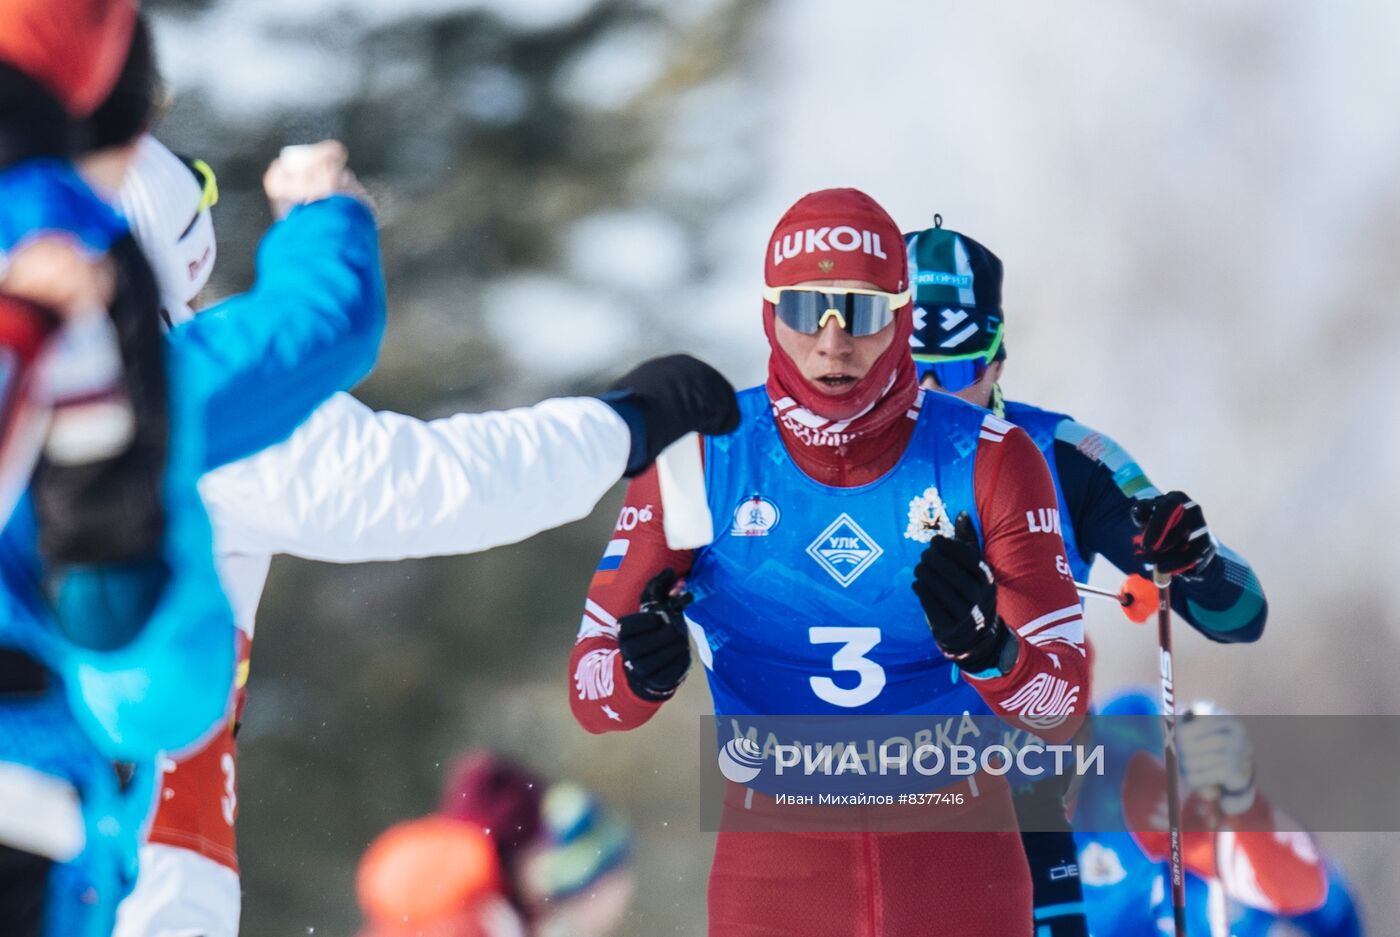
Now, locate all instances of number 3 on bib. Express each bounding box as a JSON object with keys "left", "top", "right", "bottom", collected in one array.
[
  {"left": 220, "top": 752, "right": 237, "bottom": 827},
  {"left": 808, "top": 627, "right": 885, "bottom": 707}
]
